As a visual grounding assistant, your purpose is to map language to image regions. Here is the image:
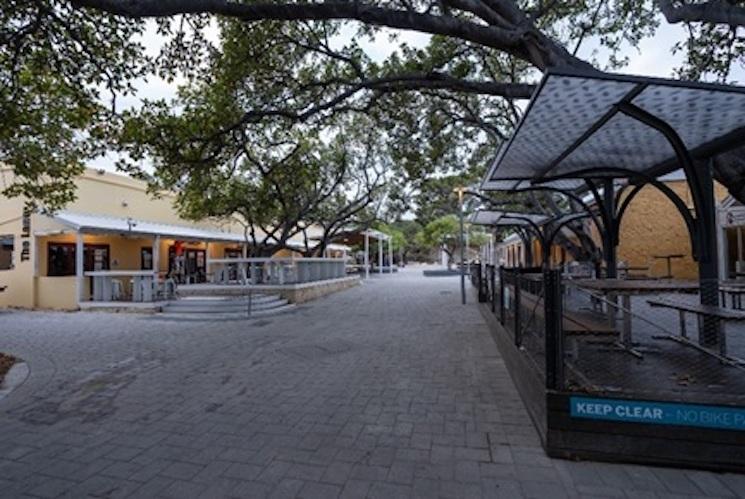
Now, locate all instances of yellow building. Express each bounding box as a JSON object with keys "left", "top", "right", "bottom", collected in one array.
[{"left": 0, "top": 168, "right": 344, "bottom": 310}]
